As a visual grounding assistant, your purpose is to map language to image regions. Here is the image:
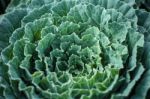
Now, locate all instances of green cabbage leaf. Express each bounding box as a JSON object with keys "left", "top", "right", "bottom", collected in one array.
[{"left": 0, "top": 0, "right": 150, "bottom": 99}]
